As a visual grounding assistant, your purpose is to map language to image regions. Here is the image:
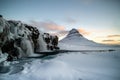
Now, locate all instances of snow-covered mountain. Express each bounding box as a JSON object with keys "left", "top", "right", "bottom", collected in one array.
[
  {"left": 60, "top": 28, "right": 97, "bottom": 45},
  {"left": 59, "top": 28, "right": 114, "bottom": 50}
]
